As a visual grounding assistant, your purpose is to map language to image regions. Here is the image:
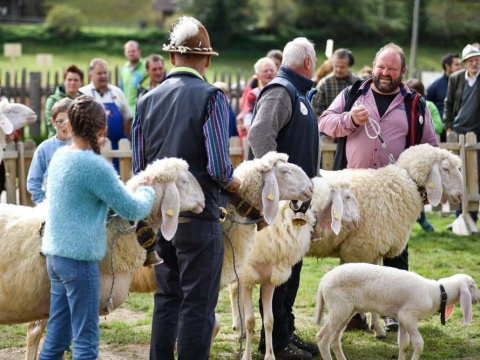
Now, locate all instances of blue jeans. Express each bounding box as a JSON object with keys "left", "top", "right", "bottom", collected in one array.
[{"left": 39, "top": 255, "right": 100, "bottom": 360}]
